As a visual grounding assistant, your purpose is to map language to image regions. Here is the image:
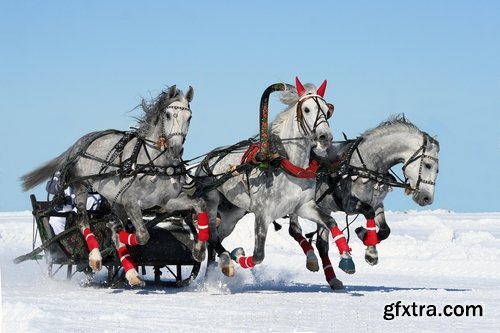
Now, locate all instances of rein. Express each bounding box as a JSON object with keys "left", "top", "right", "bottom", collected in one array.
[
  {"left": 321, "top": 132, "right": 438, "bottom": 200},
  {"left": 323, "top": 136, "right": 411, "bottom": 195}
]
